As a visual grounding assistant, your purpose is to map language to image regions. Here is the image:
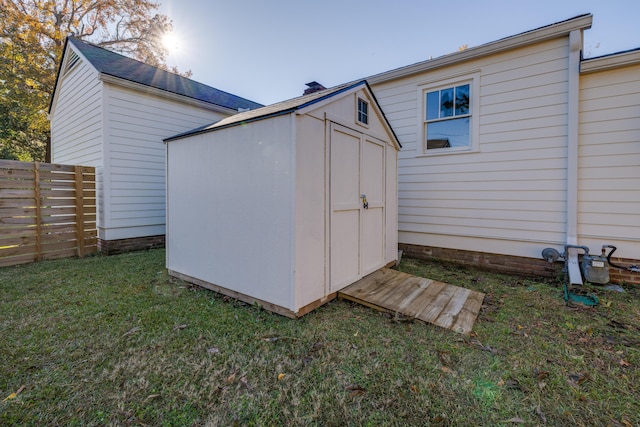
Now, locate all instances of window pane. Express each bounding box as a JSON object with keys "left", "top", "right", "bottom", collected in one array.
[
  {"left": 455, "top": 84, "right": 469, "bottom": 115},
  {"left": 426, "top": 117, "right": 470, "bottom": 149},
  {"left": 426, "top": 91, "right": 439, "bottom": 120},
  {"left": 440, "top": 88, "right": 454, "bottom": 117},
  {"left": 357, "top": 99, "right": 368, "bottom": 124}
]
